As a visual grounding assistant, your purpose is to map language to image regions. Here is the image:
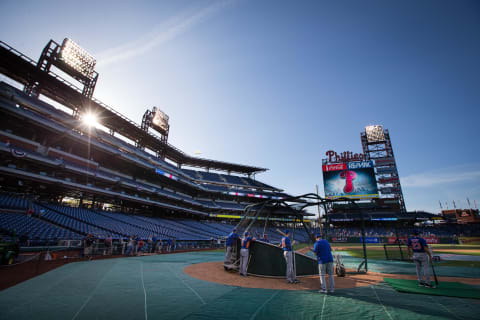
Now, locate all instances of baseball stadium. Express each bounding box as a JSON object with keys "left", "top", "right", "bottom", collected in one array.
[{"left": 0, "top": 34, "right": 479, "bottom": 320}]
